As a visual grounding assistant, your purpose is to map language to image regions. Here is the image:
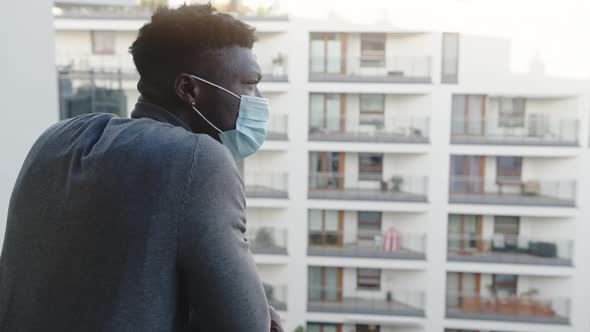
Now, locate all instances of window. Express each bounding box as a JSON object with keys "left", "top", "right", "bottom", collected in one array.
[
  {"left": 358, "top": 211, "right": 382, "bottom": 242},
  {"left": 359, "top": 94, "right": 385, "bottom": 128},
  {"left": 360, "top": 33, "right": 386, "bottom": 67},
  {"left": 310, "top": 33, "right": 343, "bottom": 74},
  {"left": 496, "top": 156, "right": 522, "bottom": 181},
  {"left": 492, "top": 274, "right": 518, "bottom": 296},
  {"left": 441, "top": 32, "right": 459, "bottom": 83},
  {"left": 356, "top": 325, "right": 380, "bottom": 332},
  {"left": 498, "top": 97, "right": 525, "bottom": 127},
  {"left": 357, "top": 268, "right": 381, "bottom": 290},
  {"left": 309, "top": 210, "right": 341, "bottom": 246},
  {"left": 494, "top": 216, "right": 520, "bottom": 247},
  {"left": 307, "top": 323, "right": 341, "bottom": 332},
  {"left": 91, "top": 31, "right": 115, "bottom": 55},
  {"left": 309, "top": 93, "right": 343, "bottom": 133},
  {"left": 358, "top": 153, "right": 383, "bottom": 181}
]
